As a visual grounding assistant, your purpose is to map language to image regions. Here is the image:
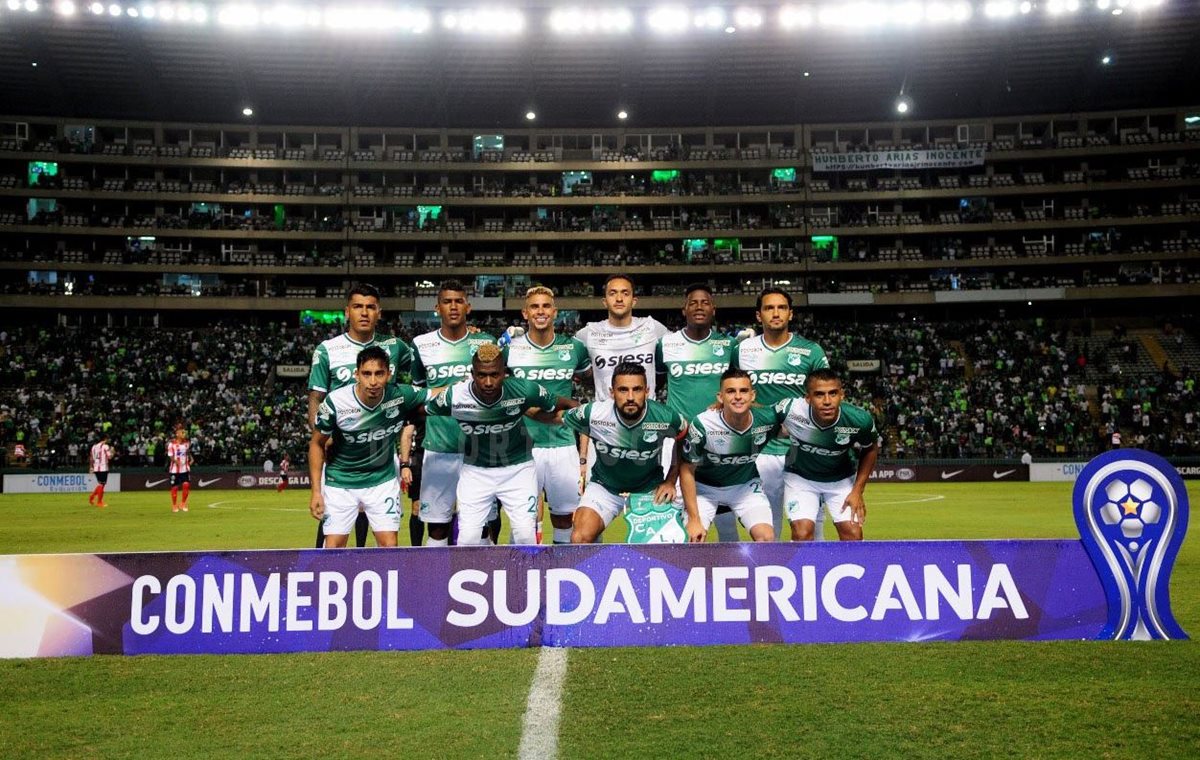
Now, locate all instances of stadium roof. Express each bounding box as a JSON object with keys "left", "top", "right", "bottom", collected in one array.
[{"left": 1, "top": 2, "right": 1198, "bottom": 129}]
